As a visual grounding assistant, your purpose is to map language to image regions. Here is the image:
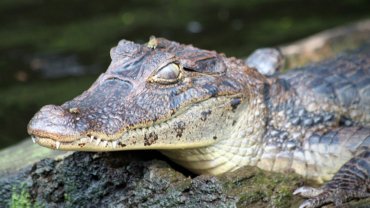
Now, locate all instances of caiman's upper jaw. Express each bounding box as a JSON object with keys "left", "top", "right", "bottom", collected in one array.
[{"left": 28, "top": 95, "right": 238, "bottom": 151}]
